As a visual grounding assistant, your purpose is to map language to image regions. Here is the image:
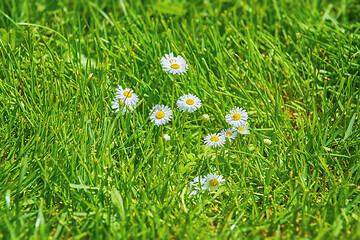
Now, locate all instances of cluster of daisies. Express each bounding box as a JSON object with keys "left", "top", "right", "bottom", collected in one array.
[
  {"left": 112, "top": 53, "right": 201, "bottom": 125},
  {"left": 112, "top": 89, "right": 202, "bottom": 126},
  {"left": 111, "top": 52, "right": 253, "bottom": 195},
  {"left": 193, "top": 108, "right": 251, "bottom": 194},
  {"left": 204, "top": 107, "right": 250, "bottom": 148},
  {"left": 151, "top": 54, "right": 202, "bottom": 125},
  {"left": 148, "top": 93, "right": 202, "bottom": 126}
]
